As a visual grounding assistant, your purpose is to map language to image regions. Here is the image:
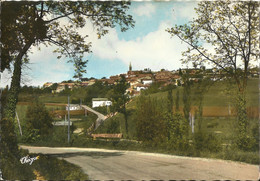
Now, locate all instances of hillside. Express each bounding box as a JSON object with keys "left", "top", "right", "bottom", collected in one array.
[{"left": 95, "top": 78, "right": 258, "bottom": 139}]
